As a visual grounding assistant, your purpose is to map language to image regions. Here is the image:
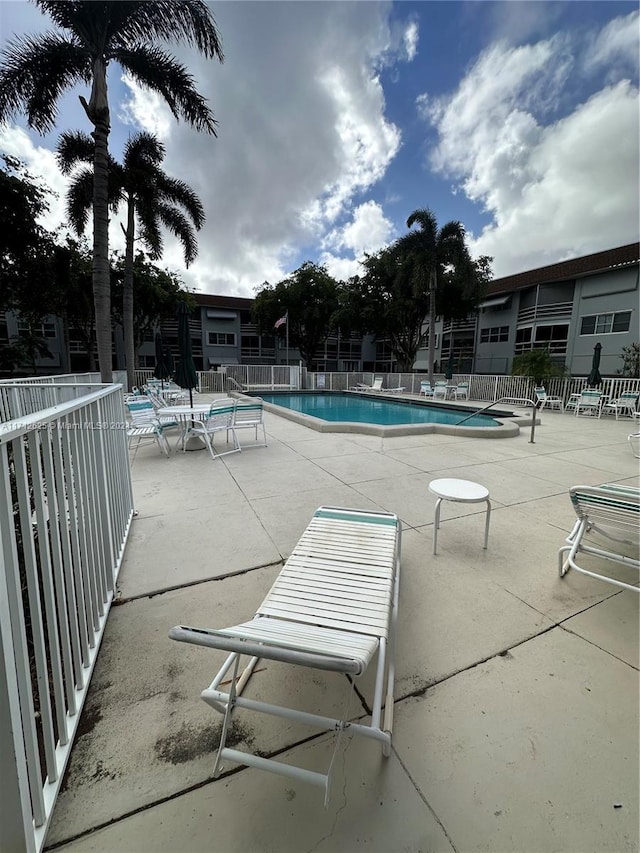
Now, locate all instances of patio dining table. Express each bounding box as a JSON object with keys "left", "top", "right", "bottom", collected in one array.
[{"left": 157, "top": 403, "right": 212, "bottom": 450}]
